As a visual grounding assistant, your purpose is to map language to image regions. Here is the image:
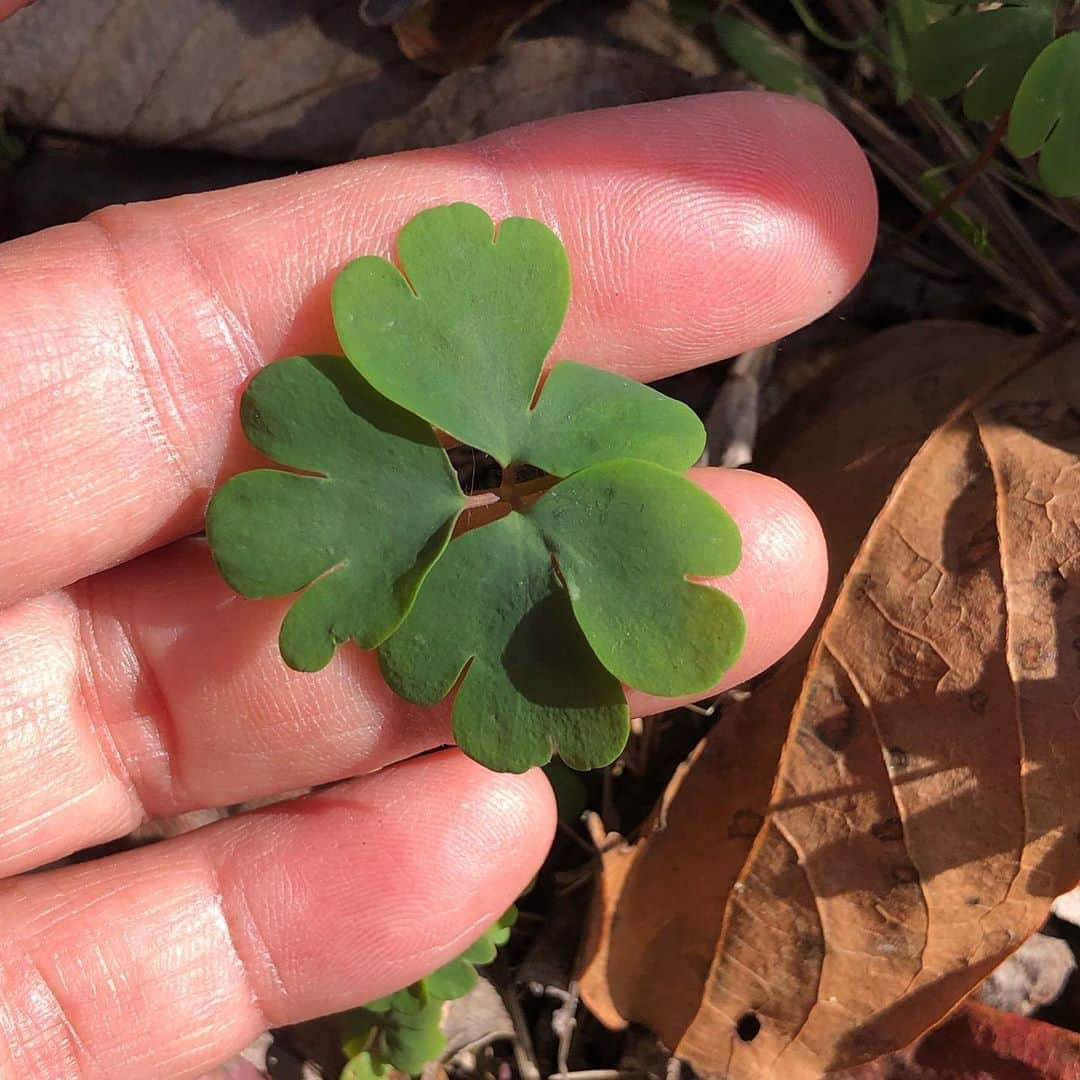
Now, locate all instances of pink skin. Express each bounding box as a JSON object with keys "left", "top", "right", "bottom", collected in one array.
[{"left": 0, "top": 86, "right": 876, "bottom": 1080}]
